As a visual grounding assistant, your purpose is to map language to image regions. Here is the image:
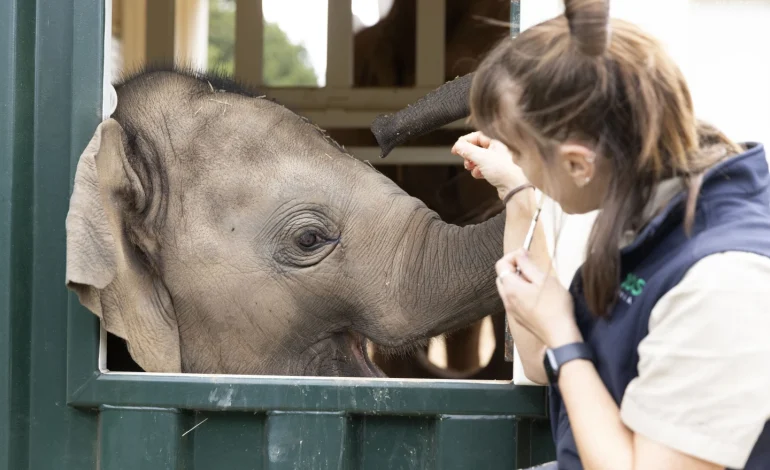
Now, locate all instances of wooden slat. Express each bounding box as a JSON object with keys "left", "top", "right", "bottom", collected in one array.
[
  {"left": 264, "top": 87, "right": 451, "bottom": 110},
  {"left": 235, "top": 0, "right": 263, "bottom": 86},
  {"left": 146, "top": 0, "right": 175, "bottom": 66},
  {"left": 348, "top": 147, "right": 462, "bottom": 165},
  {"left": 175, "top": 0, "right": 209, "bottom": 71},
  {"left": 120, "top": 0, "right": 146, "bottom": 72},
  {"left": 416, "top": 0, "right": 445, "bottom": 86},
  {"left": 297, "top": 110, "right": 470, "bottom": 130},
  {"left": 326, "top": 0, "right": 353, "bottom": 87}
]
